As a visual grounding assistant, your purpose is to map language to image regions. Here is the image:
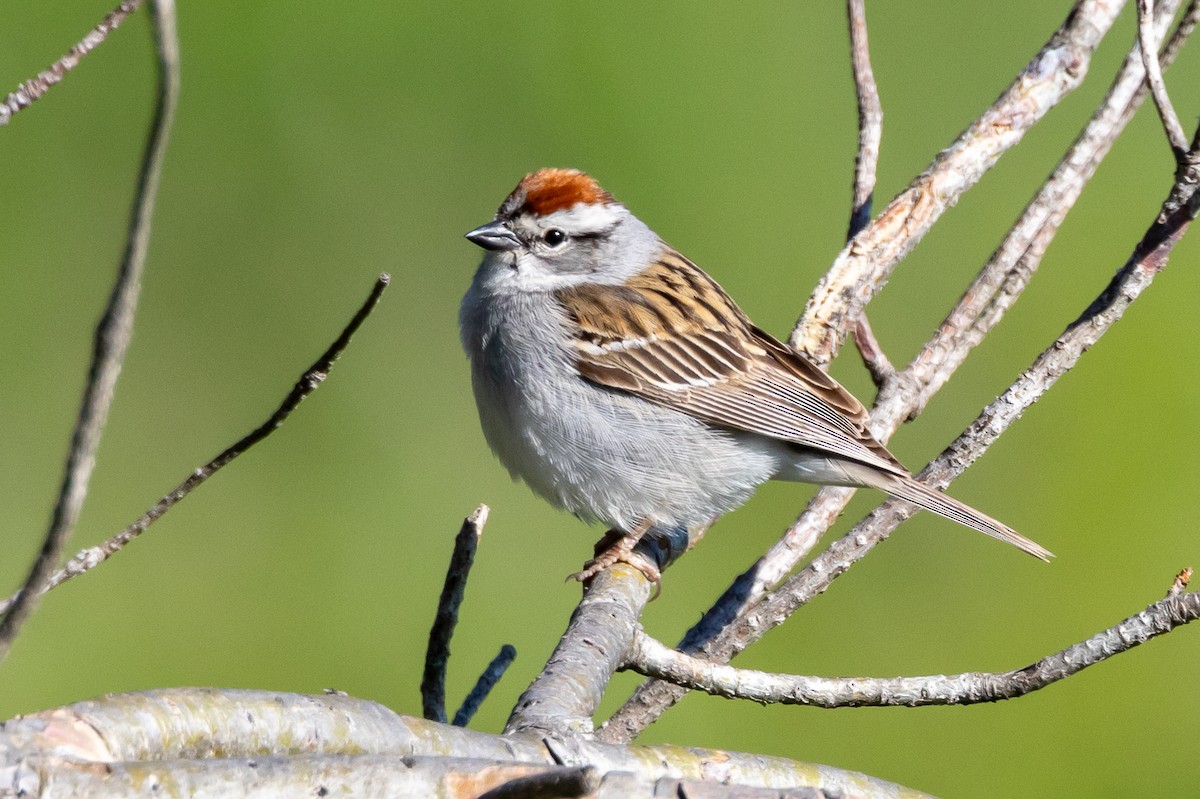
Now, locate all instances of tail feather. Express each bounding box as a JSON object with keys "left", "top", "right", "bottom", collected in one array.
[{"left": 845, "top": 463, "right": 1053, "bottom": 561}]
